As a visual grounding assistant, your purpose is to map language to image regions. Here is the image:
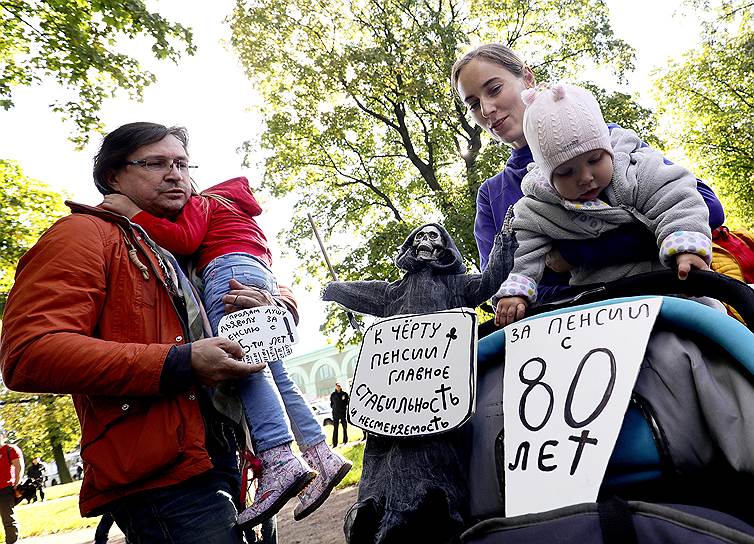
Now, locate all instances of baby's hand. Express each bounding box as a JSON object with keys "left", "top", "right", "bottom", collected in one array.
[
  {"left": 495, "top": 296, "right": 528, "bottom": 327},
  {"left": 676, "top": 252, "right": 709, "bottom": 280},
  {"left": 100, "top": 194, "right": 142, "bottom": 219}
]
